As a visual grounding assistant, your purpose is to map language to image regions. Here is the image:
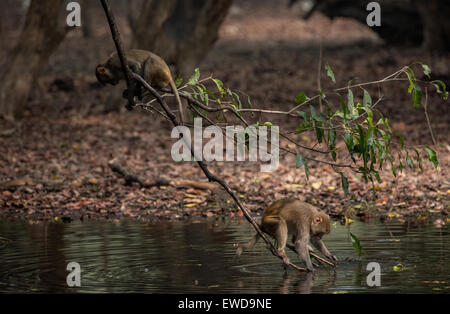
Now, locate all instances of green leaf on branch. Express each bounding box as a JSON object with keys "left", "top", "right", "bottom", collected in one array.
[
  {"left": 314, "top": 122, "right": 324, "bottom": 143},
  {"left": 414, "top": 148, "right": 423, "bottom": 171},
  {"left": 310, "top": 105, "right": 327, "bottom": 122},
  {"left": 419, "top": 62, "right": 431, "bottom": 79},
  {"left": 325, "top": 63, "right": 336, "bottom": 84},
  {"left": 212, "top": 78, "right": 226, "bottom": 97},
  {"left": 295, "top": 115, "right": 313, "bottom": 134},
  {"left": 347, "top": 89, "right": 354, "bottom": 107},
  {"left": 405, "top": 67, "right": 422, "bottom": 108},
  {"left": 297, "top": 110, "right": 309, "bottom": 121},
  {"left": 363, "top": 88, "right": 372, "bottom": 108},
  {"left": 412, "top": 84, "right": 422, "bottom": 108},
  {"left": 424, "top": 146, "right": 438, "bottom": 168},
  {"left": 294, "top": 92, "right": 309, "bottom": 104},
  {"left": 328, "top": 128, "right": 337, "bottom": 161},
  {"left": 296, "top": 154, "right": 309, "bottom": 180},
  {"left": 341, "top": 173, "right": 349, "bottom": 195},
  {"left": 406, "top": 150, "right": 413, "bottom": 168},
  {"left": 296, "top": 123, "right": 312, "bottom": 134},
  {"left": 187, "top": 68, "right": 200, "bottom": 86},
  {"left": 431, "top": 80, "right": 449, "bottom": 100},
  {"left": 350, "top": 232, "right": 365, "bottom": 258},
  {"left": 174, "top": 77, "right": 183, "bottom": 88},
  {"left": 344, "top": 131, "right": 354, "bottom": 153}
]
